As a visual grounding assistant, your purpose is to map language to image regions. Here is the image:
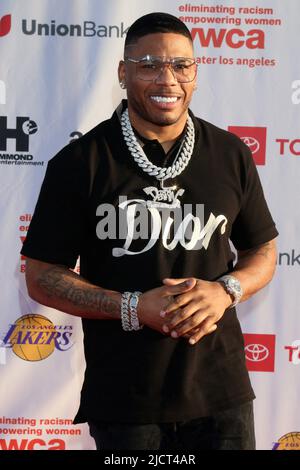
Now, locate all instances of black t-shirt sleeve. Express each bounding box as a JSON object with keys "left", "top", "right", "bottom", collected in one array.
[
  {"left": 230, "top": 145, "right": 278, "bottom": 250},
  {"left": 21, "top": 141, "right": 90, "bottom": 268}
]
